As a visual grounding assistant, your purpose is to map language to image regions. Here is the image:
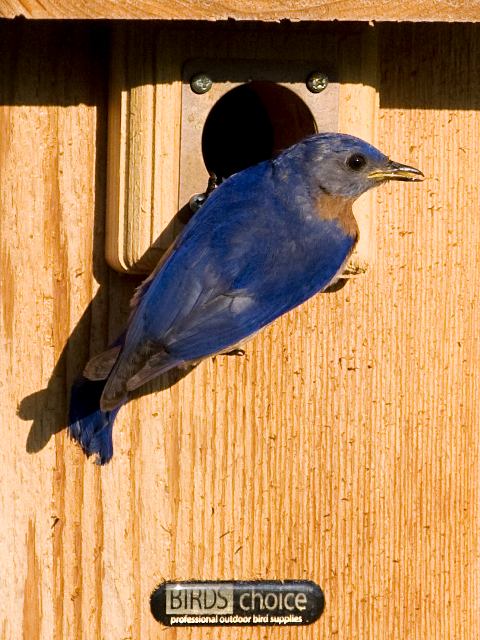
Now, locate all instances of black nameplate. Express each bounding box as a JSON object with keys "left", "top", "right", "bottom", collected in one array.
[{"left": 150, "top": 580, "right": 324, "bottom": 627}]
